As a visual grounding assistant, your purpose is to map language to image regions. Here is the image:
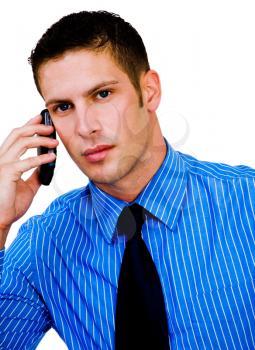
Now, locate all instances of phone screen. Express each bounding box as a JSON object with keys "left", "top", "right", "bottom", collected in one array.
[{"left": 37, "top": 109, "right": 57, "bottom": 185}]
